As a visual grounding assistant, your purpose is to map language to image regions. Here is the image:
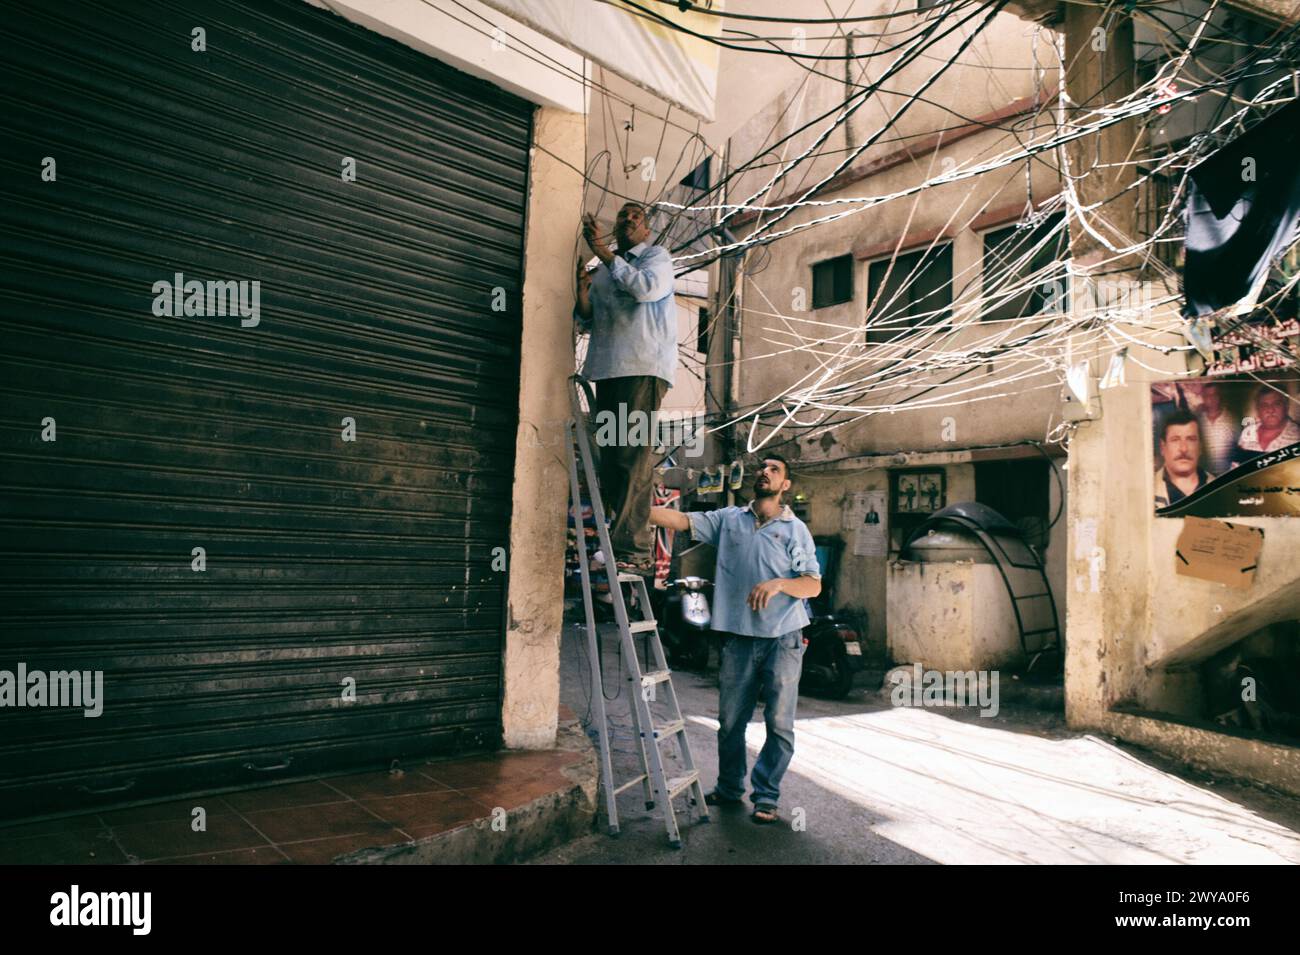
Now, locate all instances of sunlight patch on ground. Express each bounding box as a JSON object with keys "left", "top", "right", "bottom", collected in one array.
[{"left": 687, "top": 708, "right": 1300, "bottom": 864}]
